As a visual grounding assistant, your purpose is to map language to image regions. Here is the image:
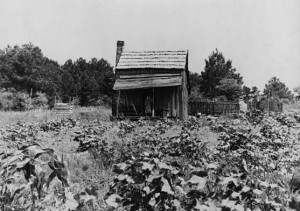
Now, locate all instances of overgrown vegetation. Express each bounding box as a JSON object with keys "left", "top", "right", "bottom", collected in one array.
[{"left": 1, "top": 109, "right": 300, "bottom": 210}]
